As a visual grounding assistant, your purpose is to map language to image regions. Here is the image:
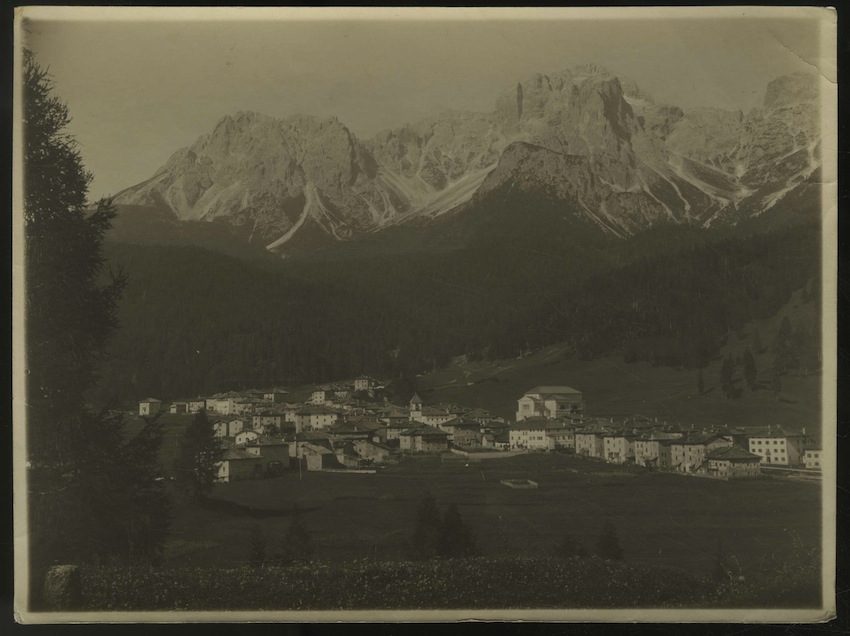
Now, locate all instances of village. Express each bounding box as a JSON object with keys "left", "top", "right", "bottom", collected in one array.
[{"left": 137, "top": 379, "right": 824, "bottom": 484}]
